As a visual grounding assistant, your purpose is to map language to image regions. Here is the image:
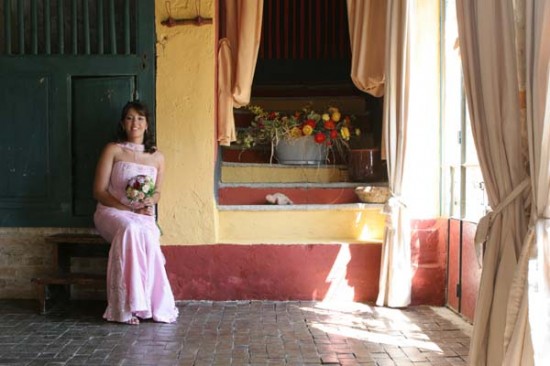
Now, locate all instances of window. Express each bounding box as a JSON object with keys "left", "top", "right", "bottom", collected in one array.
[{"left": 441, "top": 0, "right": 488, "bottom": 222}]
